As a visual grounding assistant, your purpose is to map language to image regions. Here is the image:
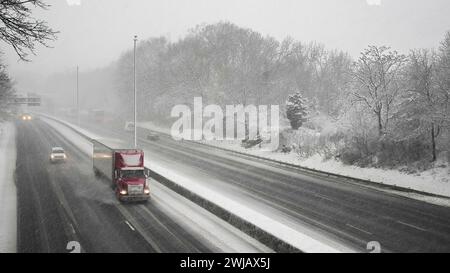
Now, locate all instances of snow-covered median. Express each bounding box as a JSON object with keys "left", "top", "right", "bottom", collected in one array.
[
  {"left": 0, "top": 122, "right": 17, "bottom": 253},
  {"left": 40, "top": 117, "right": 95, "bottom": 156},
  {"left": 147, "top": 161, "right": 350, "bottom": 253}
]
